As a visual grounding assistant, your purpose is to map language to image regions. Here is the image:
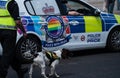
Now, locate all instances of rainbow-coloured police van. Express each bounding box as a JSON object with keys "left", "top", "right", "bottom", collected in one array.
[{"left": 1, "top": 0, "right": 120, "bottom": 63}]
